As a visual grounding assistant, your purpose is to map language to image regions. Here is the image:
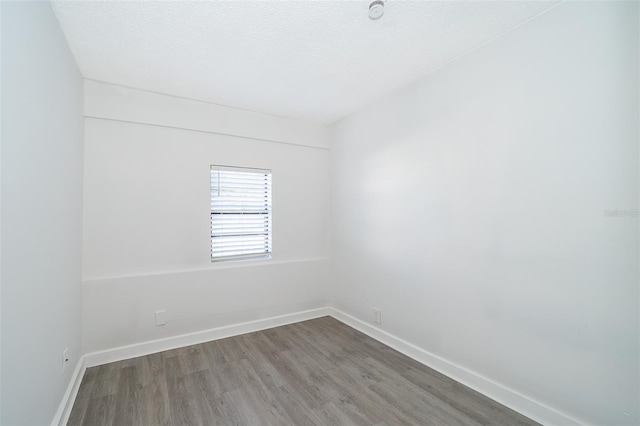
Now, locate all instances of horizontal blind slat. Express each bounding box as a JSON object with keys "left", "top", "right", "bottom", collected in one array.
[
  {"left": 210, "top": 166, "right": 272, "bottom": 261},
  {"left": 210, "top": 228, "right": 269, "bottom": 233}
]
